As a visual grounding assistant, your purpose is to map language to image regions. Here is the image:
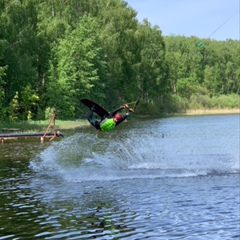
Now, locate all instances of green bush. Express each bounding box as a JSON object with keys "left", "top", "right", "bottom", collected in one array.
[
  {"left": 165, "top": 94, "right": 239, "bottom": 112},
  {"left": 211, "top": 94, "right": 239, "bottom": 108}
]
